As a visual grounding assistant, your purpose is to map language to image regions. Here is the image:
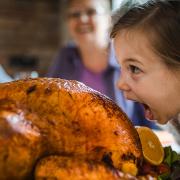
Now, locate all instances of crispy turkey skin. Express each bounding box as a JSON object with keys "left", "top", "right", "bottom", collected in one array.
[
  {"left": 0, "top": 78, "right": 142, "bottom": 179},
  {"left": 35, "top": 156, "right": 137, "bottom": 180}
]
